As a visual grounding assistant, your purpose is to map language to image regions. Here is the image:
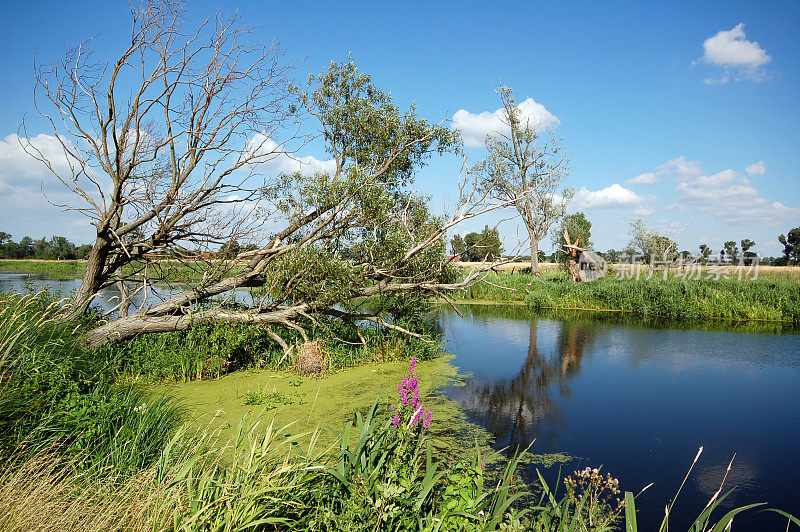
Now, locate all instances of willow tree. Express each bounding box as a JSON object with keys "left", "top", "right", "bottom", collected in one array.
[
  {"left": 472, "top": 86, "right": 573, "bottom": 276},
  {"left": 24, "top": 0, "right": 508, "bottom": 349}
]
